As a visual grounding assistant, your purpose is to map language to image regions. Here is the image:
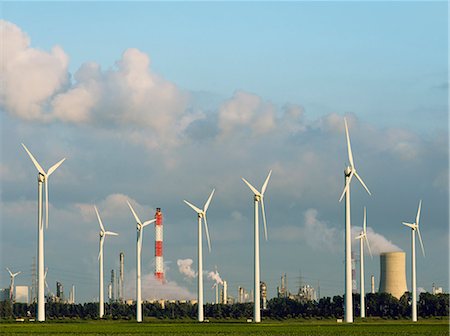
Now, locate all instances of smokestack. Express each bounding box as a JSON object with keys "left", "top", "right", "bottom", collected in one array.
[
  {"left": 371, "top": 275, "right": 375, "bottom": 294},
  {"left": 379, "top": 252, "right": 408, "bottom": 299},
  {"left": 110, "top": 270, "right": 115, "bottom": 302},
  {"left": 222, "top": 280, "right": 228, "bottom": 304},
  {"left": 119, "top": 252, "right": 124, "bottom": 302},
  {"left": 155, "top": 208, "right": 164, "bottom": 282}
]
